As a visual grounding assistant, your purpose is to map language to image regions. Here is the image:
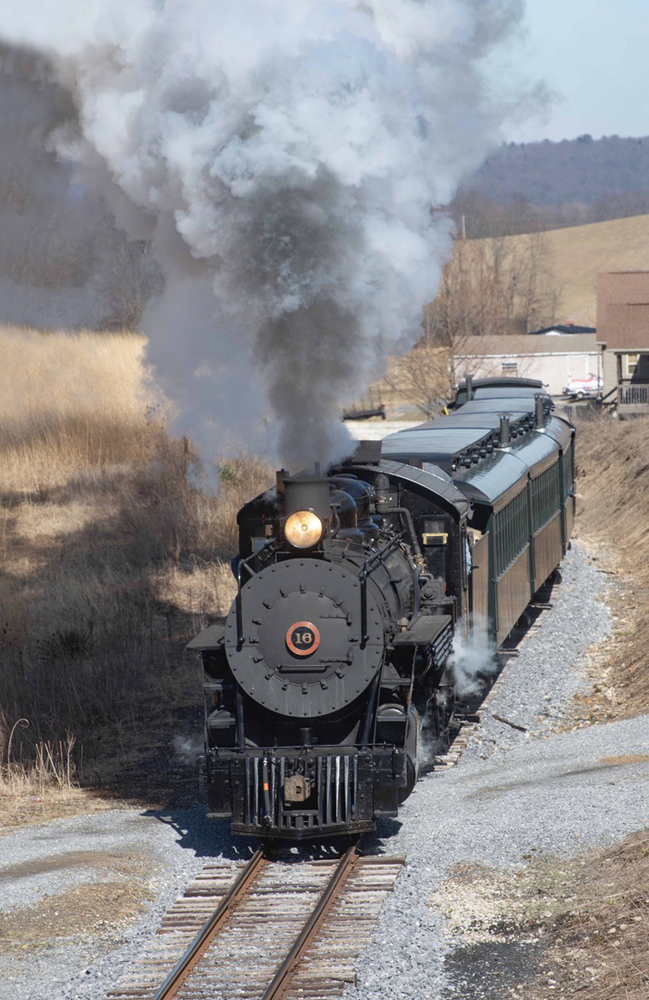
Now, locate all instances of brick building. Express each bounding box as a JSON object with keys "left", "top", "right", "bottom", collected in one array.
[{"left": 597, "top": 271, "right": 649, "bottom": 414}]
